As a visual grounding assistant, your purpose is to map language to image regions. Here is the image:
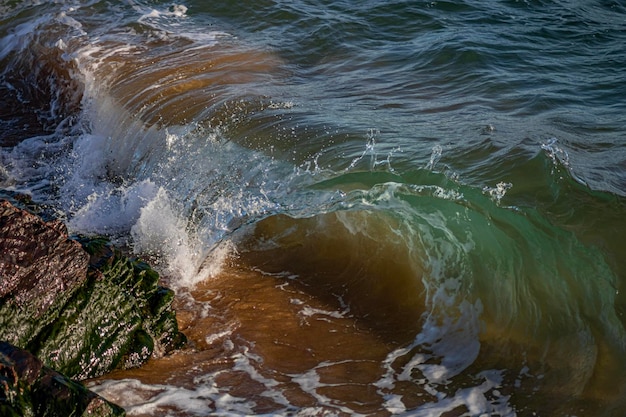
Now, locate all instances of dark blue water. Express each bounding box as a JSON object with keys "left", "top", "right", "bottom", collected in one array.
[
  {"left": 1, "top": 1, "right": 626, "bottom": 415},
  {"left": 190, "top": 1, "right": 625, "bottom": 178}
]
